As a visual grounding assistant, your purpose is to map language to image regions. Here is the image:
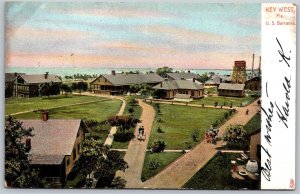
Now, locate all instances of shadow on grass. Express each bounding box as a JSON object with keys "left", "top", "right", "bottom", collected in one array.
[{"left": 114, "top": 132, "right": 135, "bottom": 142}]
